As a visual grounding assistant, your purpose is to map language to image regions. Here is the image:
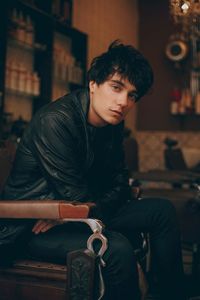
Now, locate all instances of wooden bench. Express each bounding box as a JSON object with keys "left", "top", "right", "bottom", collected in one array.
[
  {"left": 0, "top": 142, "right": 147, "bottom": 300},
  {"left": 0, "top": 201, "right": 107, "bottom": 300}
]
